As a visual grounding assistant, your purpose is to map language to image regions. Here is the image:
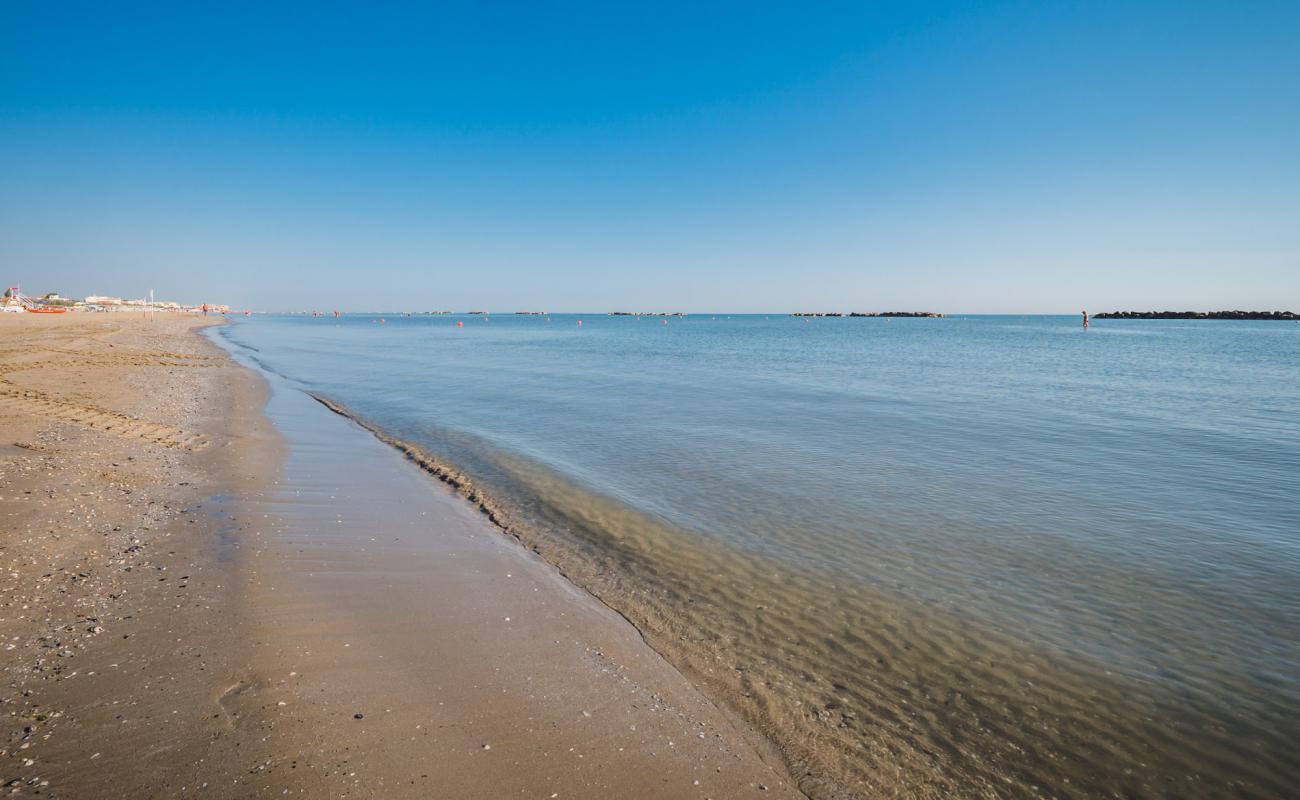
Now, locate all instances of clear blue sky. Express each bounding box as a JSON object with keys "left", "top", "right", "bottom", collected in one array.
[{"left": 2, "top": 1, "right": 1297, "bottom": 312}]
